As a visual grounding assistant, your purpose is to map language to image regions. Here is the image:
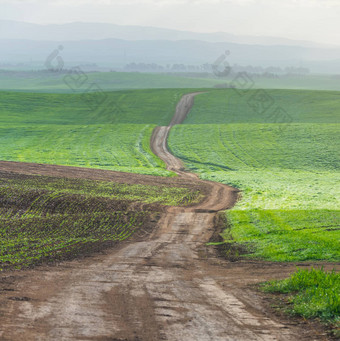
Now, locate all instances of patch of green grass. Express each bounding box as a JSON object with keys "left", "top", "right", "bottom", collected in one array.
[
  {"left": 262, "top": 268, "right": 340, "bottom": 328},
  {"left": 0, "top": 171, "right": 201, "bottom": 270}
]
